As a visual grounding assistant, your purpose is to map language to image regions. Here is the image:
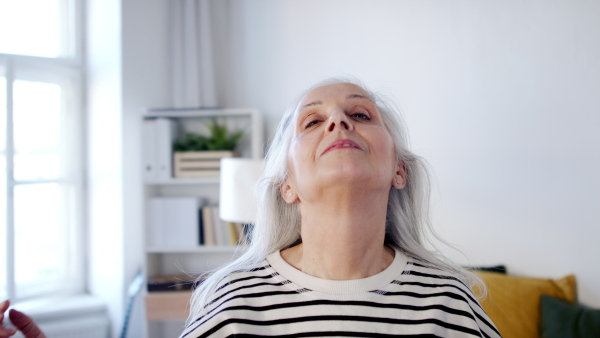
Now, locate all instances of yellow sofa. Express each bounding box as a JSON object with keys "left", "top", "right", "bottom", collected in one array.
[{"left": 474, "top": 271, "right": 576, "bottom": 338}]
